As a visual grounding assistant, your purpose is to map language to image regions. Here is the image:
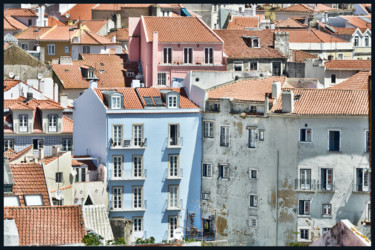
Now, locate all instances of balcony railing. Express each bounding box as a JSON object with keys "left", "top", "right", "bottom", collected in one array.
[
  {"left": 318, "top": 182, "right": 335, "bottom": 192},
  {"left": 167, "top": 137, "right": 183, "bottom": 148},
  {"left": 353, "top": 184, "right": 370, "bottom": 192},
  {"left": 294, "top": 179, "right": 318, "bottom": 191},
  {"left": 166, "top": 168, "right": 183, "bottom": 179},
  {"left": 165, "top": 198, "right": 183, "bottom": 211},
  {"left": 111, "top": 169, "right": 147, "bottom": 180},
  {"left": 110, "top": 138, "right": 147, "bottom": 149},
  {"left": 110, "top": 200, "right": 147, "bottom": 212}
]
